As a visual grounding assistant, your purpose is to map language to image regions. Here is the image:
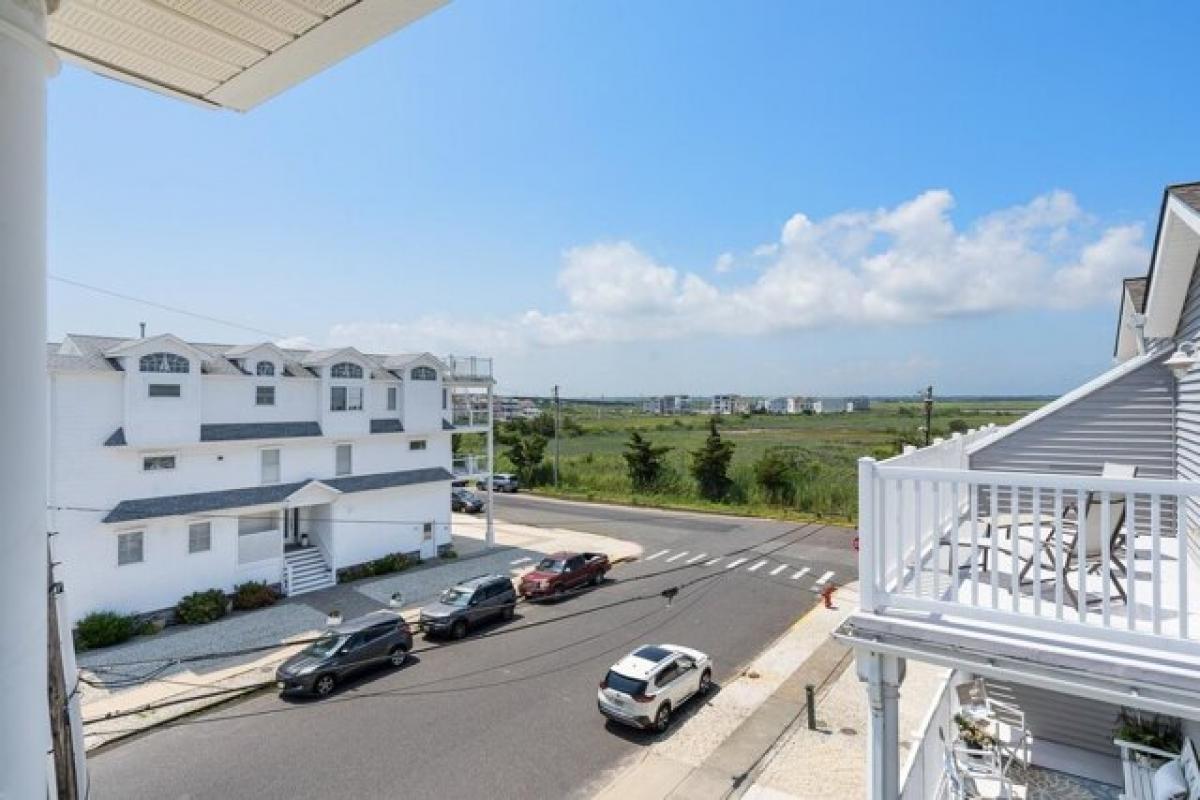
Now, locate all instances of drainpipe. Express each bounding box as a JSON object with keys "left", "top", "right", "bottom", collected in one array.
[
  {"left": 0, "top": 1, "right": 57, "bottom": 795},
  {"left": 858, "top": 651, "right": 905, "bottom": 800}
]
